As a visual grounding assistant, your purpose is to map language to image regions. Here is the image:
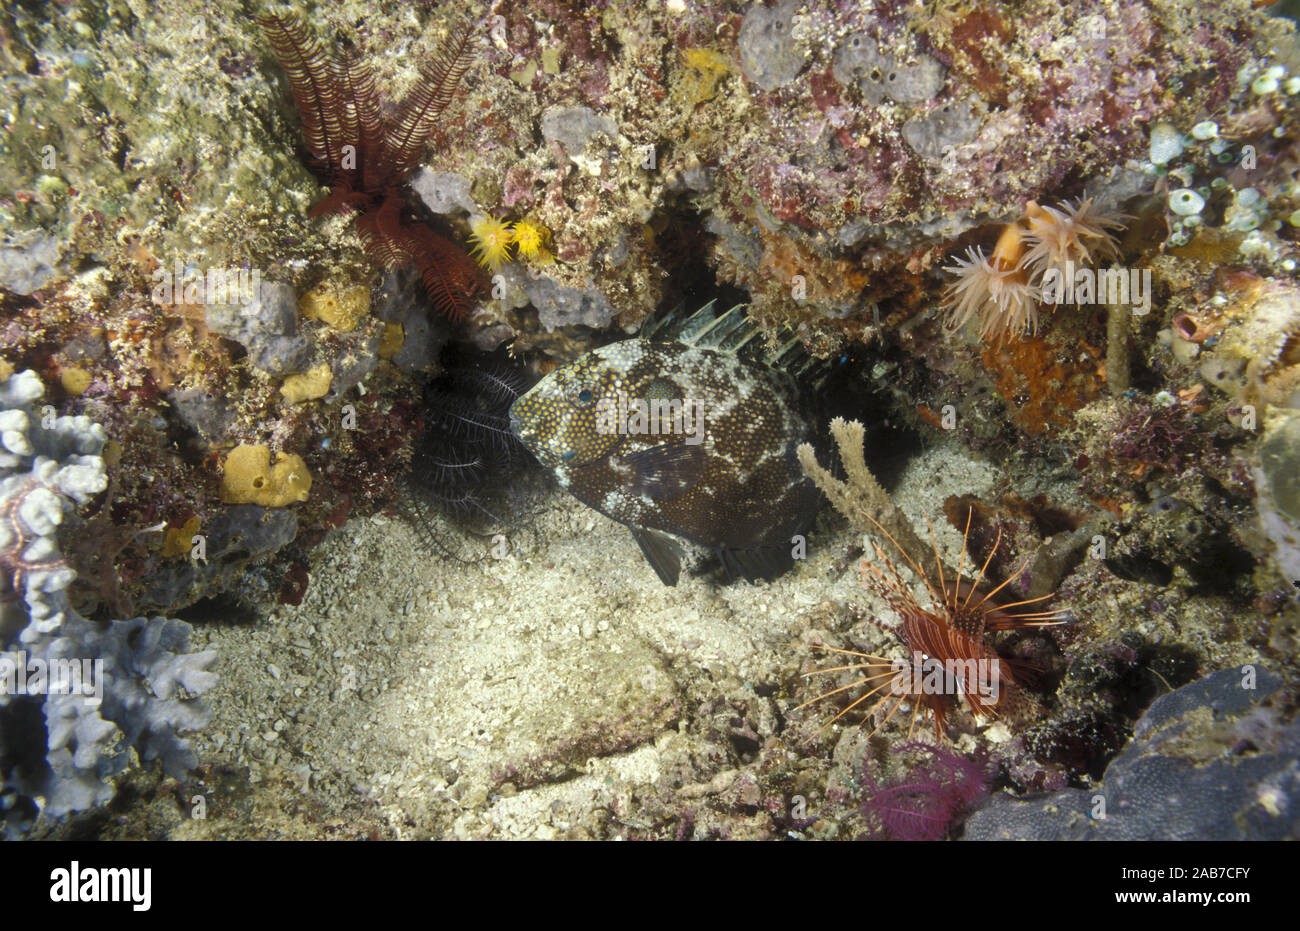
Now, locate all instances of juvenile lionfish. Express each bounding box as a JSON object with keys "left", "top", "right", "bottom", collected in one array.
[{"left": 800, "top": 509, "right": 1067, "bottom": 741}]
